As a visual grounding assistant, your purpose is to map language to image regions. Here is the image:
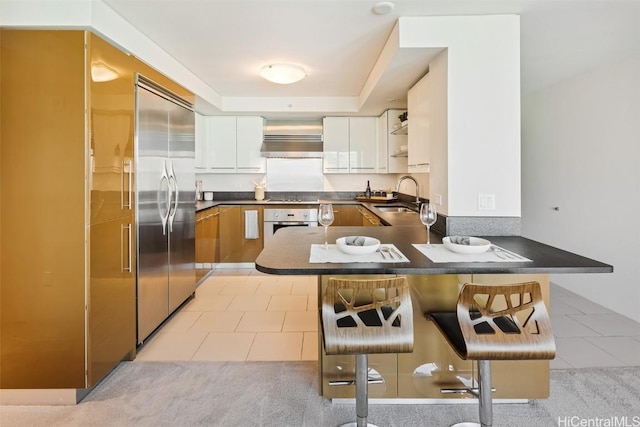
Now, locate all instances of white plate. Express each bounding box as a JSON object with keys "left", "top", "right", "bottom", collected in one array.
[
  {"left": 336, "top": 236, "right": 381, "bottom": 255},
  {"left": 443, "top": 236, "right": 491, "bottom": 254}
]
